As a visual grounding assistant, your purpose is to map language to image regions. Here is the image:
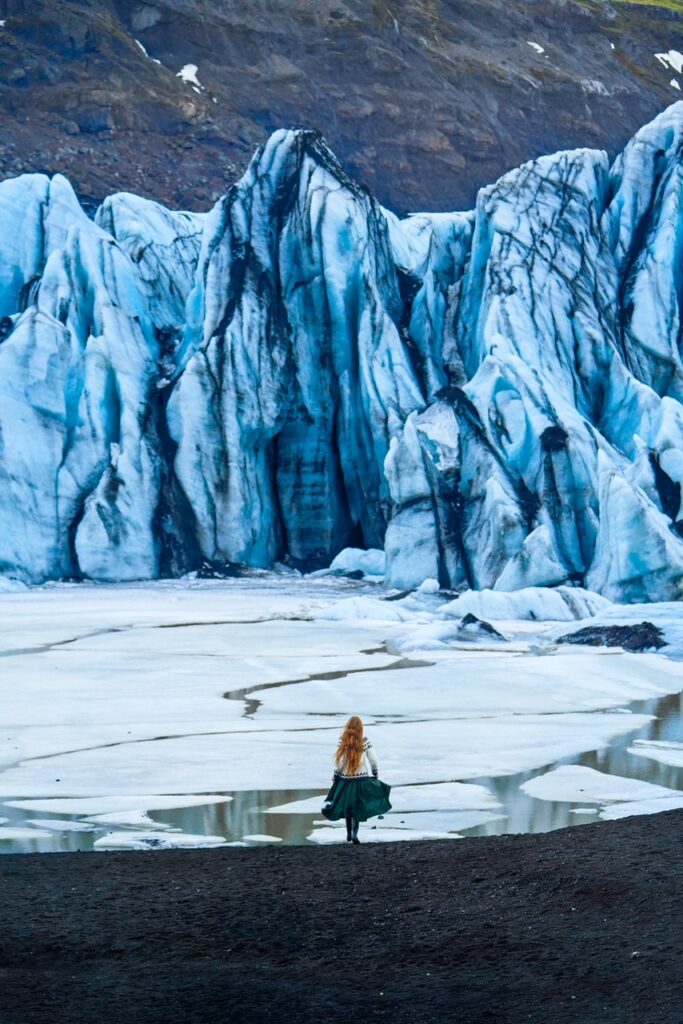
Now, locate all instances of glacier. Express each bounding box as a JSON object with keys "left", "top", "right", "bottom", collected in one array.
[{"left": 0, "top": 104, "right": 682, "bottom": 602}]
